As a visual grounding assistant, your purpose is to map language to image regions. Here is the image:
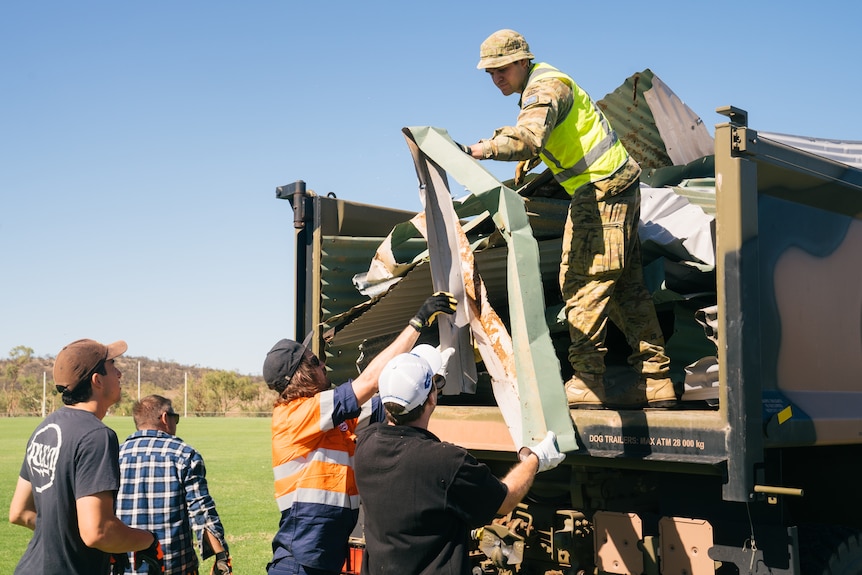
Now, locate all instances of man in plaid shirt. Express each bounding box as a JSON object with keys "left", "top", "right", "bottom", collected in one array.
[{"left": 117, "top": 395, "right": 231, "bottom": 575}]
